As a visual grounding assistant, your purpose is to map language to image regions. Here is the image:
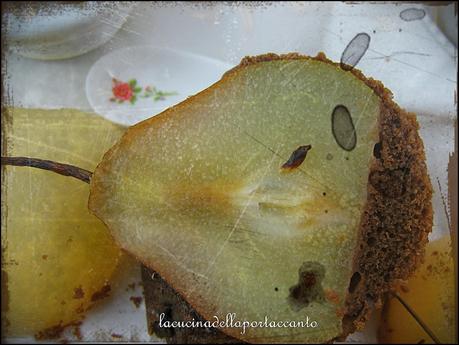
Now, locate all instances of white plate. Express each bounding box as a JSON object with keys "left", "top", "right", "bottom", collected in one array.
[{"left": 85, "top": 45, "right": 233, "bottom": 126}]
